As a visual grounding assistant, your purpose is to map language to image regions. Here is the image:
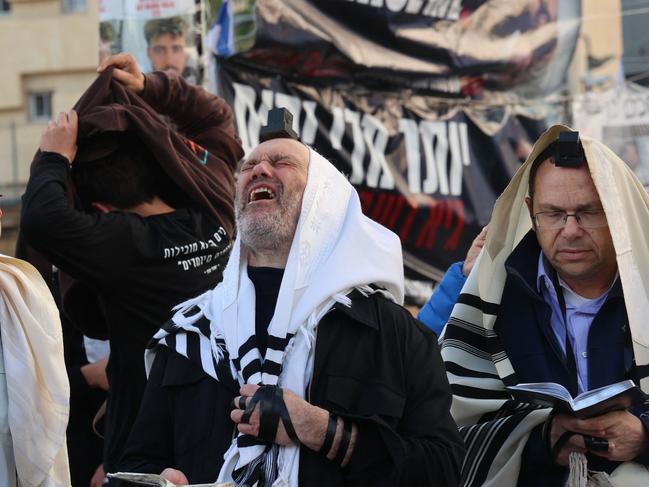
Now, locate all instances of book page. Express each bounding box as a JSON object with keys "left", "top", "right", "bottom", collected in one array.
[
  {"left": 508, "top": 382, "right": 574, "bottom": 406},
  {"left": 572, "top": 380, "right": 639, "bottom": 415}
]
